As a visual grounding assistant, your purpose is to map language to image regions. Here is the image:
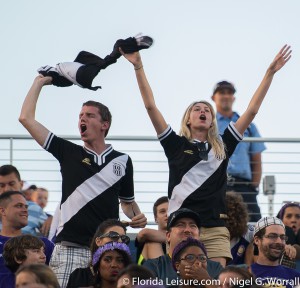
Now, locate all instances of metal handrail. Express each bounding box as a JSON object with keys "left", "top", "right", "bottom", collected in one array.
[{"left": 1, "top": 135, "right": 300, "bottom": 225}]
